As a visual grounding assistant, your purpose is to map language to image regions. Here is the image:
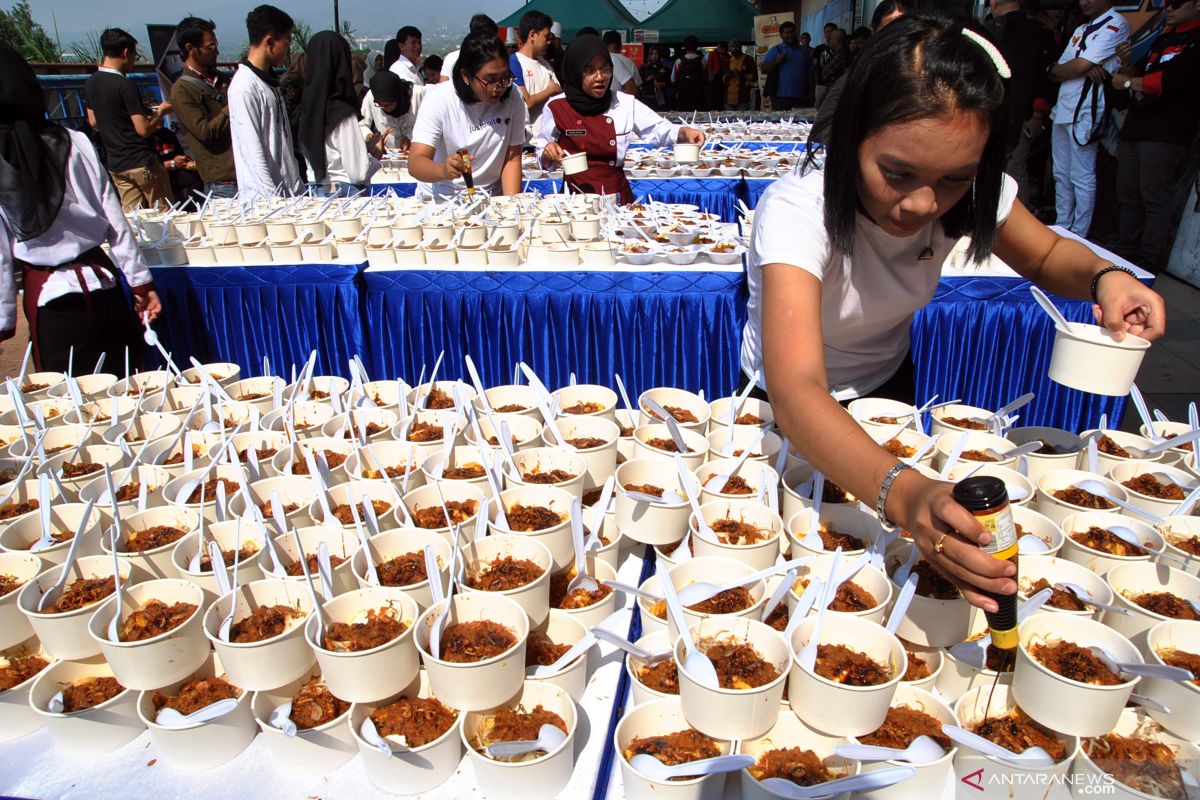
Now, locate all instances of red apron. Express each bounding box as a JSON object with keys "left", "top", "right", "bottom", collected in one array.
[
  {"left": 19, "top": 246, "right": 124, "bottom": 371},
  {"left": 547, "top": 98, "right": 635, "bottom": 205}
]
